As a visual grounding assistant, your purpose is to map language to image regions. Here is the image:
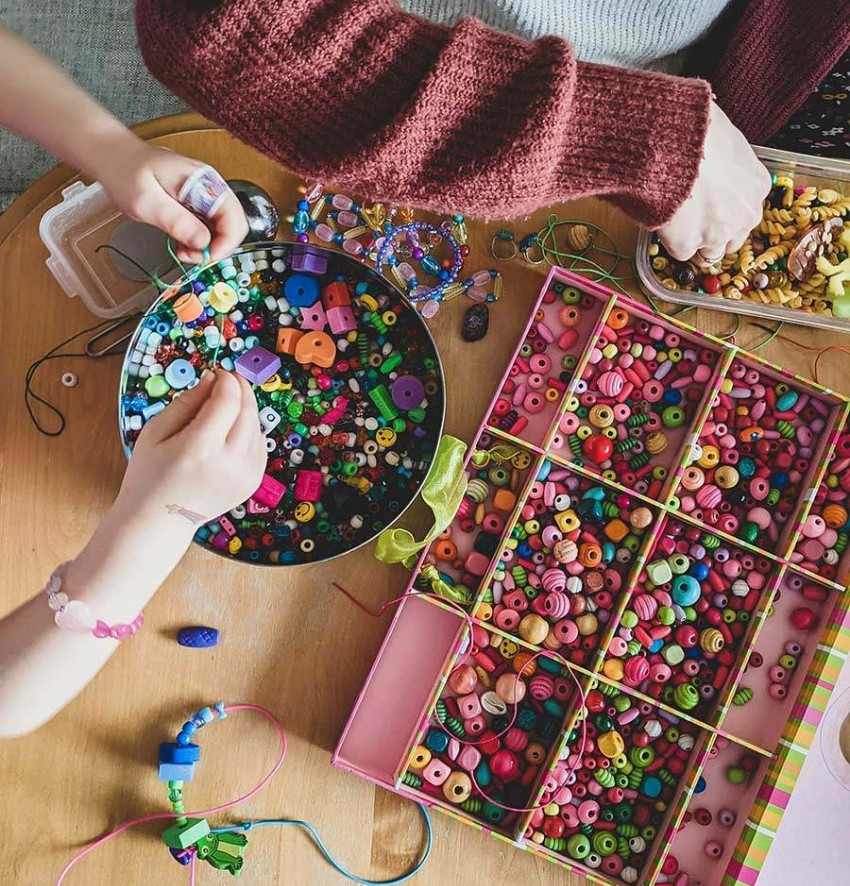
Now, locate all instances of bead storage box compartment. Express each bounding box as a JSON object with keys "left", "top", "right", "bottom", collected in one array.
[
  {"left": 636, "top": 147, "right": 850, "bottom": 332},
  {"left": 334, "top": 267, "right": 850, "bottom": 886},
  {"left": 118, "top": 242, "right": 444, "bottom": 565}
]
